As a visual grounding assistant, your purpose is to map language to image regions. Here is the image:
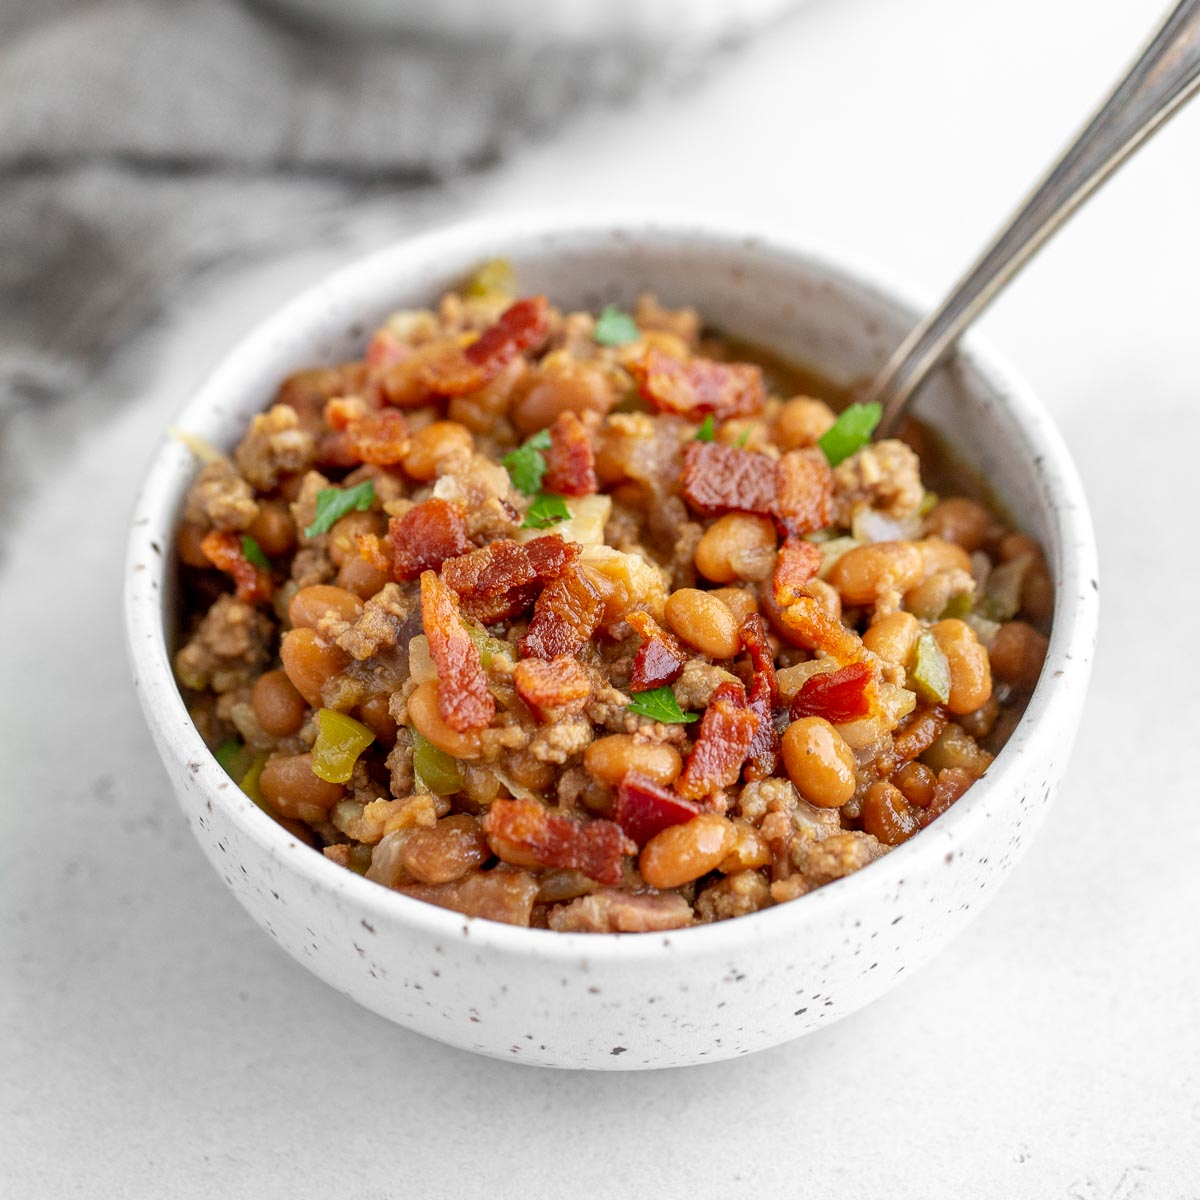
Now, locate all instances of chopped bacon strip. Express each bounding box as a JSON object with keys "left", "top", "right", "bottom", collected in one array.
[
  {"left": 772, "top": 538, "right": 823, "bottom": 606},
  {"left": 323, "top": 396, "right": 367, "bottom": 430},
  {"left": 513, "top": 656, "right": 592, "bottom": 721},
  {"left": 790, "top": 662, "right": 873, "bottom": 724},
  {"left": 441, "top": 536, "right": 578, "bottom": 624},
  {"left": 542, "top": 411, "right": 597, "bottom": 497},
  {"left": 918, "top": 767, "right": 974, "bottom": 828},
  {"left": 482, "top": 797, "right": 633, "bottom": 886},
  {"left": 774, "top": 449, "right": 833, "bottom": 537},
  {"left": 199, "top": 530, "right": 272, "bottom": 604},
  {"left": 342, "top": 410, "right": 410, "bottom": 466},
  {"left": 419, "top": 571, "right": 495, "bottom": 733},
  {"left": 389, "top": 499, "right": 472, "bottom": 582},
  {"left": 629, "top": 348, "right": 765, "bottom": 420},
  {"left": 519, "top": 567, "right": 605, "bottom": 660},
  {"left": 739, "top": 615, "right": 781, "bottom": 780},
  {"left": 681, "top": 442, "right": 775, "bottom": 517},
  {"left": 357, "top": 532, "right": 392, "bottom": 574},
  {"left": 627, "top": 610, "right": 689, "bottom": 693},
  {"left": 613, "top": 773, "right": 701, "bottom": 848},
  {"left": 465, "top": 296, "right": 550, "bottom": 369},
  {"left": 777, "top": 594, "right": 869, "bottom": 664},
  {"left": 674, "top": 680, "right": 759, "bottom": 802},
  {"left": 892, "top": 704, "right": 948, "bottom": 764}
]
